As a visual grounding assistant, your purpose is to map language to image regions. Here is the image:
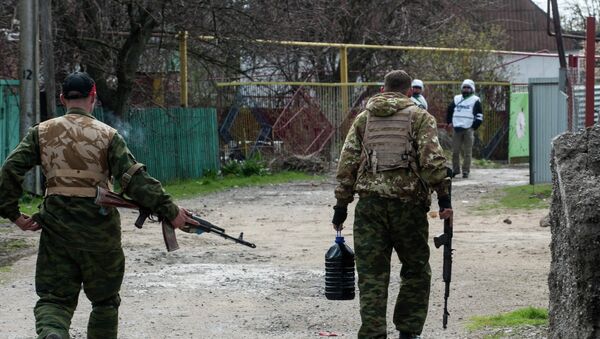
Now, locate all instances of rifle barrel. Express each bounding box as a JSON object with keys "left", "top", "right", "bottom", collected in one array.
[{"left": 188, "top": 215, "right": 256, "bottom": 248}]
